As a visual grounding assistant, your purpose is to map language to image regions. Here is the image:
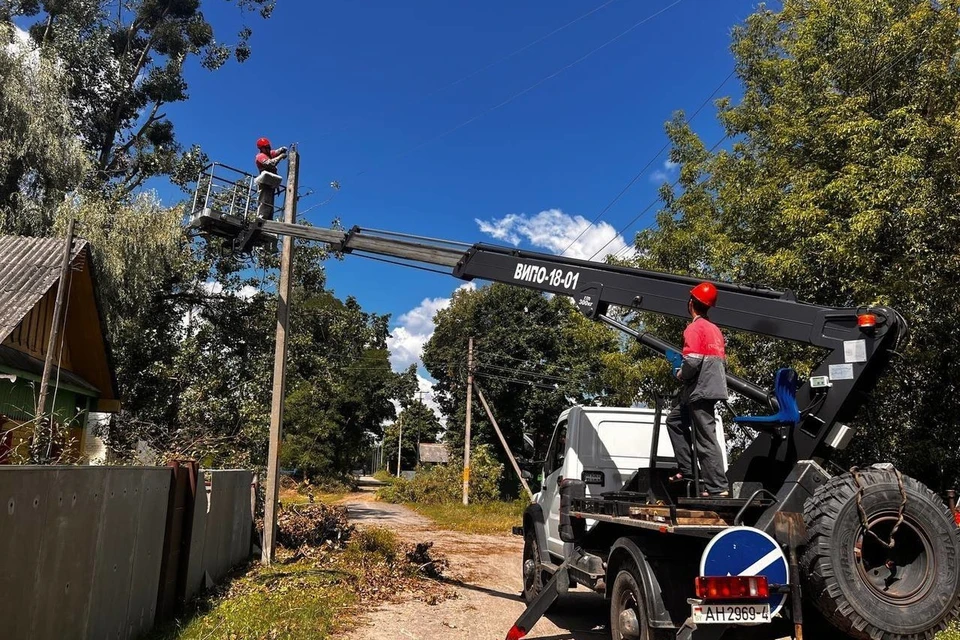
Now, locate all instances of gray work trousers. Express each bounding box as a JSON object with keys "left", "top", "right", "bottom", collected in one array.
[
  {"left": 257, "top": 185, "right": 276, "bottom": 220},
  {"left": 665, "top": 399, "right": 727, "bottom": 494}
]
